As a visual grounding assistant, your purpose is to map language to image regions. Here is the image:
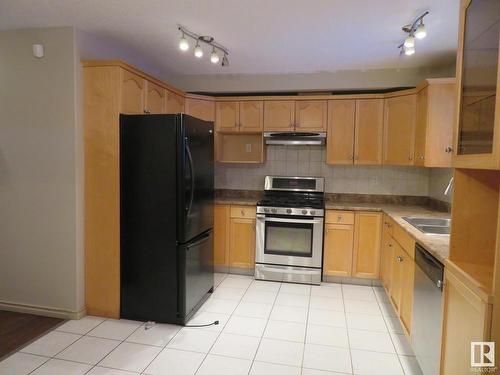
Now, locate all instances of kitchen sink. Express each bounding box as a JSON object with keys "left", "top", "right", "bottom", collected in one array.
[{"left": 402, "top": 217, "right": 451, "bottom": 235}]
